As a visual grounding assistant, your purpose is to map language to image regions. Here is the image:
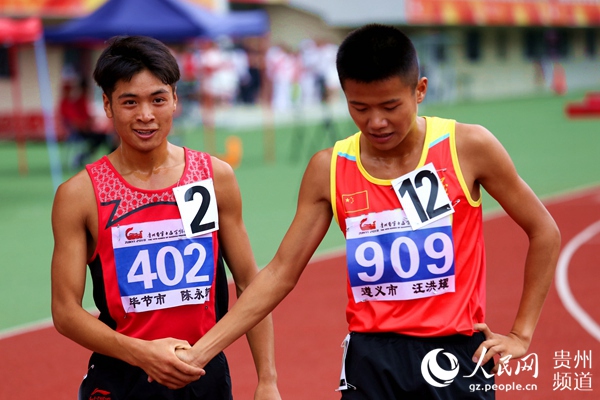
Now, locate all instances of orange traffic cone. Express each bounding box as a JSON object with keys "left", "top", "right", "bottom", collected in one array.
[{"left": 217, "top": 135, "right": 243, "bottom": 169}]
